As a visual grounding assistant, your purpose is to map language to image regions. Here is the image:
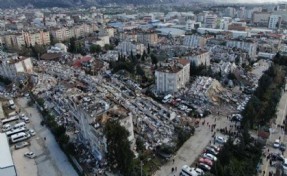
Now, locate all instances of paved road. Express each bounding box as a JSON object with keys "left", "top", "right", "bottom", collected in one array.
[
  {"left": 16, "top": 97, "right": 78, "bottom": 176},
  {"left": 260, "top": 90, "right": 287, "bottom": 176},
  {"left": 154, "top": 114, "right": 231, "bottom": 176}
]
